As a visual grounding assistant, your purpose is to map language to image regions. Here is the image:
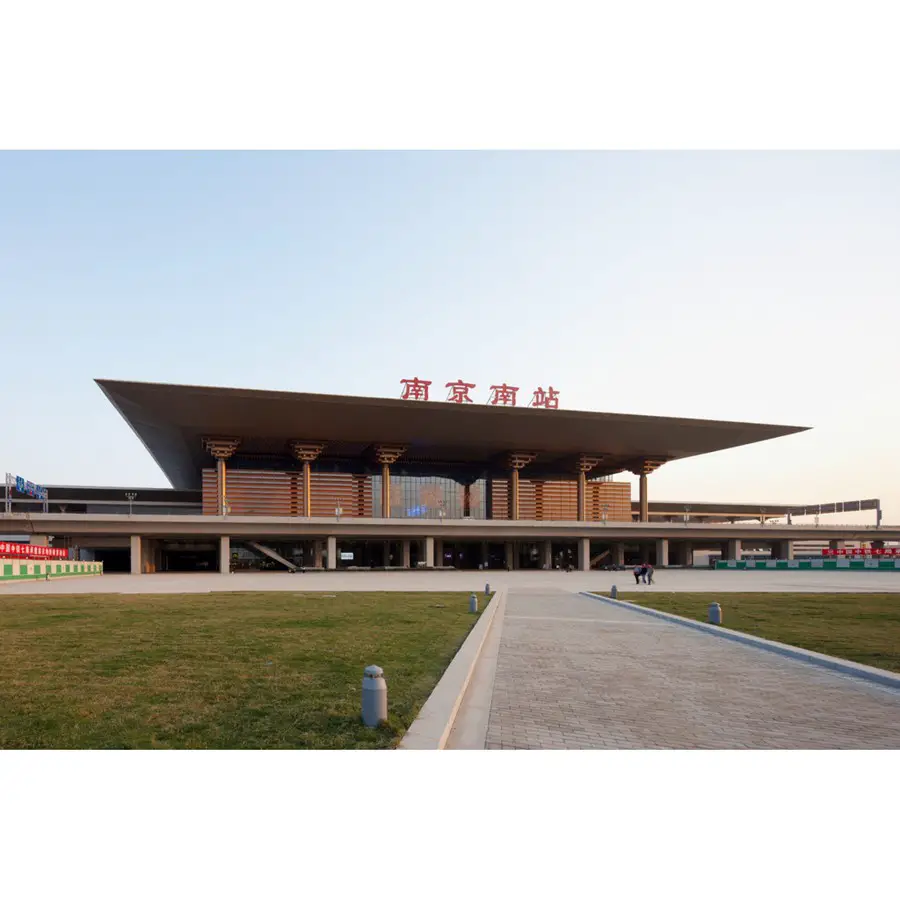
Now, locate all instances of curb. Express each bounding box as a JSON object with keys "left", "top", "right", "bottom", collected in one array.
[
  {"left": 399, "top": 587, "right": 506, "bottom": 750},
  {"left": 578, "top": 591, "right": 900, "bottom": 691}
]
